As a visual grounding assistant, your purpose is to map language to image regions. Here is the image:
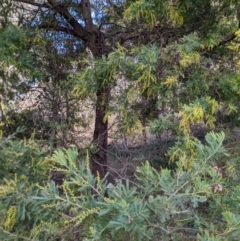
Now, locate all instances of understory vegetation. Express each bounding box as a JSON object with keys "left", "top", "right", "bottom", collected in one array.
[
  {"left": 2, "top": 131, "right": 240, "bottom": 241},
  {"left": 2, "top": 0, "right": 240, "bottom": 240}
]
